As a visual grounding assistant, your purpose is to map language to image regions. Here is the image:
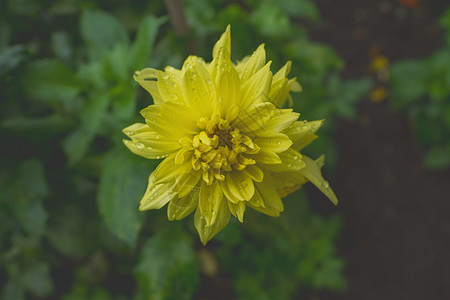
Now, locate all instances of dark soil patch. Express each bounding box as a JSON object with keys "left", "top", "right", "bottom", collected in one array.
[{"left": 310, "top": 0, "right": 450, "bottom": 299}]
